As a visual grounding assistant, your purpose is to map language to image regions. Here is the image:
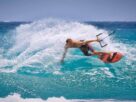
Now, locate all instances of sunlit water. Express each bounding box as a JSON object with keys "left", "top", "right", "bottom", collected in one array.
[{"left": 0, "top": 19, "right": 136, "bottom": 101}]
